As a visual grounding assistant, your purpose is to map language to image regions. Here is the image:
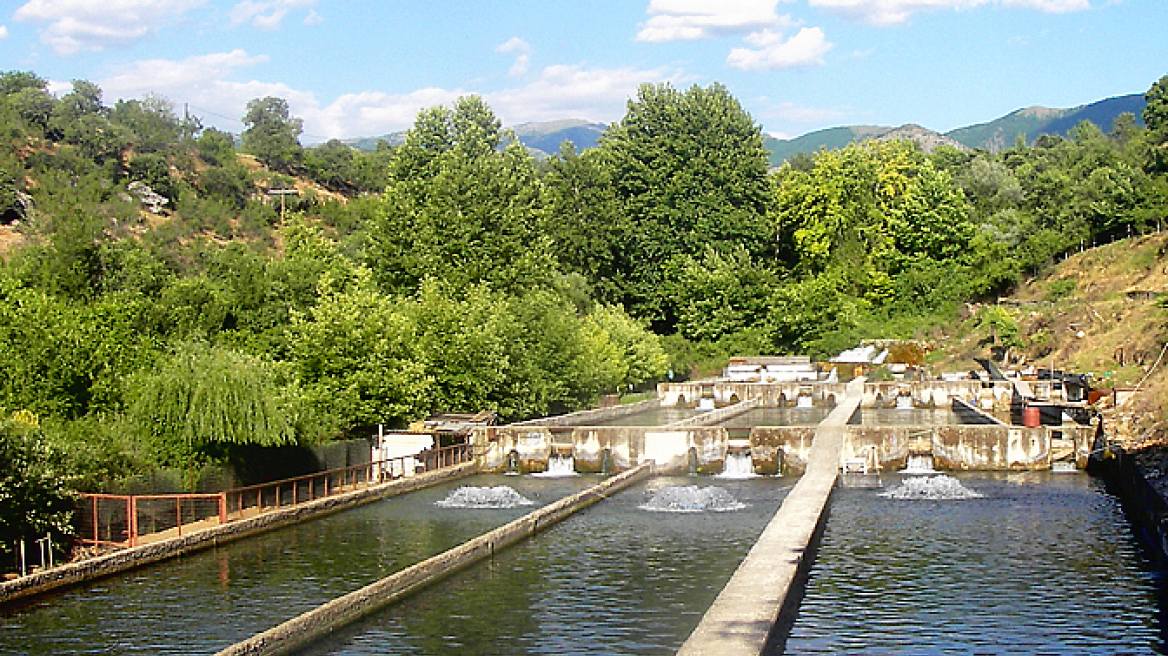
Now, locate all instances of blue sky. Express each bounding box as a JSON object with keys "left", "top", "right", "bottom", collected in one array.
[{"left": 2, "top": 0, "right": 1166, "bottom": 143}]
